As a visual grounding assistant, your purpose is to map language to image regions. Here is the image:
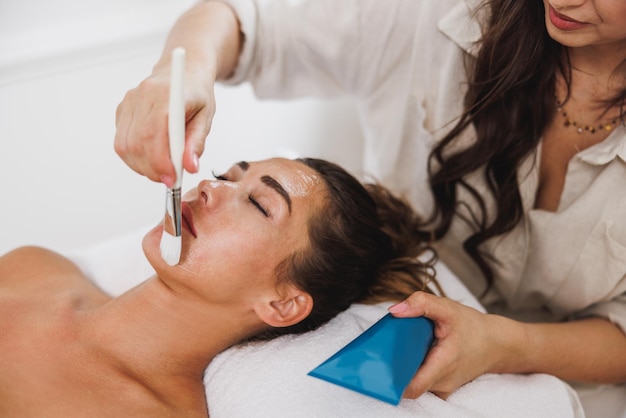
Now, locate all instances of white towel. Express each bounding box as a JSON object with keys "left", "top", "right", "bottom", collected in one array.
[{"left": 205, "top": 302, "right": 583, "bottom": 418}]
